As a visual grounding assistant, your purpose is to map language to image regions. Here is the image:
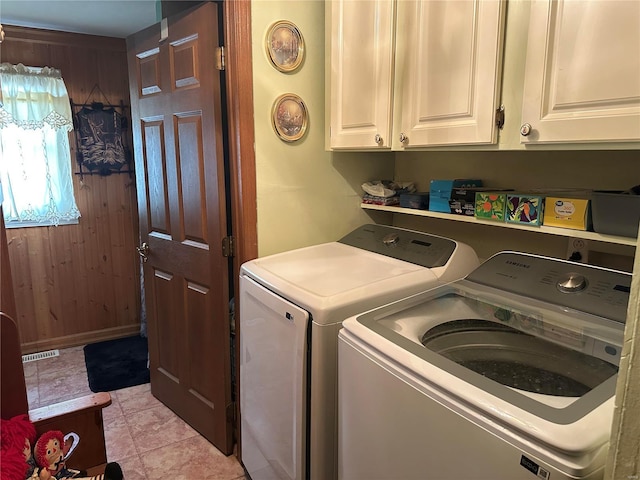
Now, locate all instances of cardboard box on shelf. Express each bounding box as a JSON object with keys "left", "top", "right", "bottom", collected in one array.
[
  {"left": 543, "top": 196, "right": 591, "bottom": 231},
  {"left": 399, "top": 192, "right": 430, "bottom": 210},
  {"left": 449, "top": 187, "right": 514, "bottom": 217},
  {"left": 475, "top": 192, "right": 508, "bottom": 222},
  {"left": 506, "top": 194, "right": 544, "bottom": 226},
  {"left": 429, "top": 179, "right": 483, "bottom": 213}
]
